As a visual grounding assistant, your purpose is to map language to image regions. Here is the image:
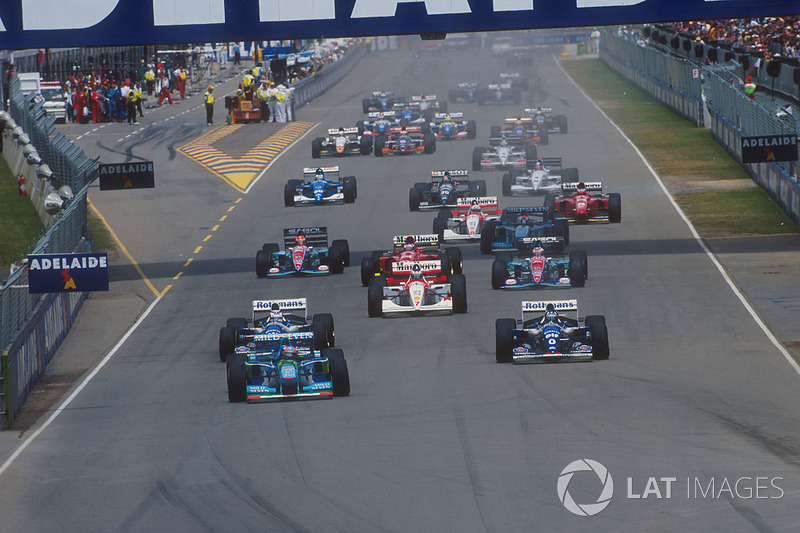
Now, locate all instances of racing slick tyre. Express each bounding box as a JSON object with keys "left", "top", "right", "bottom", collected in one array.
[
  {"left": 409, "top": 187, "right": 422, "bottom": 211},
  {"left": 226, "top": 318, "right": 247, "bottom": 329},
  {"left": 331, "top": 239, "right": 350, "bottom": 266},
  {"left": 448, "top": 90, "right": 458, "bottom": 104},
  {"left": 421, "top": 122, "right": 432, "bottom": 136},
  {"left": 447, "top": 247, "right": 463, "bottom": 274},
  {"left": 343, "top": 177, "right": 357, "bottom": 203},
  {"left": 587, "top": 318, "right": 610, "bottom": 360},
  {"left": 608, "top": 193, "right": 622, "bottom": 223},
  {"left": 329, "top": 244, "right": 345, "bottom": 274},
  {"left": 467, "top": 120, "right": 477, "bottom": 139},
  {"left": 562, "top": 168, "right": 579, "bottom": 183},
  {"left": 436, "top": 209, "right": 450, "bottom": 221},
  {"left": 585, "top": 315, "right": 606, "bottom": 328},
  {"left": 219, "top": 326, "right": 236, "bottom": 362},
  {"left": 472, "top": 146, "right": 485, "bottom": 171},
  {"left": 311, "top": 137, "right": 323, "bottom": 159},
  {"left": 360, "top": 135, "right": 373, "bottom": 155},
  {"left": 544, "top": 195, "right": 557, "bottom": 221},
  {"left": 360, "top": 256, "right": 375, "bottom": 287},
  {"left": 491, "top": 258, "right": 508, "bottom": 289},
  {"left": 371, "top": 250, "right": 383, "bottom": 270},
  {"left": 495, "top": 318, "right": 516, "bottom": 363},
  {"left": 437, "top": 251, "right": 452, "bottom": 277},
  {"left": 433, "top": 217, "right": 447, "bottom": 241},
  {"left": 356, "top": 120, "right": 365, "bottom": 136},
  {"left": 226, "top": 353, "right": 247, "bottom": 402},
  {"left": 480, "top": 220, "right": 500, "bottom": 254},
  {"left": 362, "top": 98, "right": 371, "bottom": 113},
  {"left": 538, "top": 127, "right": 549, "bottom": 145},
  {"left": 490, "top": 126, "right": 501, "bottom": 138},
  {"left": 374, "top": 136, "right": 385, "bottom": 157},
  {"left": 414, "top": 182, "right": 430, "bottom": 194},
  {"left": 367, "top": 277, "right": 385, "bottom": 317},
  {"left": 284, "top": 179, "right": 300, "bottom": 207},
  {"left": 556, "top": 114, "right": 568, "bottom": 134},
  {"left": 502, "top": 173, "right": 513, "bottom": 196},
  {"left": 450, "top": 274, "right": 468, "bottom": 314},
  {"left": 324, "top": 348, "right": 351, "bottom": 397},
  {"left": 568, "top": 252, "right": 586, "bottom": 287},
  {"left": 525, "top": 144, "right": 538, "bottom": 168},
  {"left": 424, "top": 133, "right": 436, "bottom": 154},
  {"left": 256, "top": 250, "right": 271, "bottom": 278},
  {"left": 474, "top": 180, "right": 487, "bottom": 196},
  {"left": 313, "top": 313, "right": 335, "bottom": 348},
  {"left": 261, "top": 242, "right": 279, "bottom": 257}
]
